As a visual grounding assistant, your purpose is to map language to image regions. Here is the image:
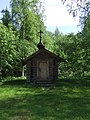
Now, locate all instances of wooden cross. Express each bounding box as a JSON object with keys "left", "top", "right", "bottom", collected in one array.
[{"left": 38, "top": 30, "right": 43, "bottom": 43}]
